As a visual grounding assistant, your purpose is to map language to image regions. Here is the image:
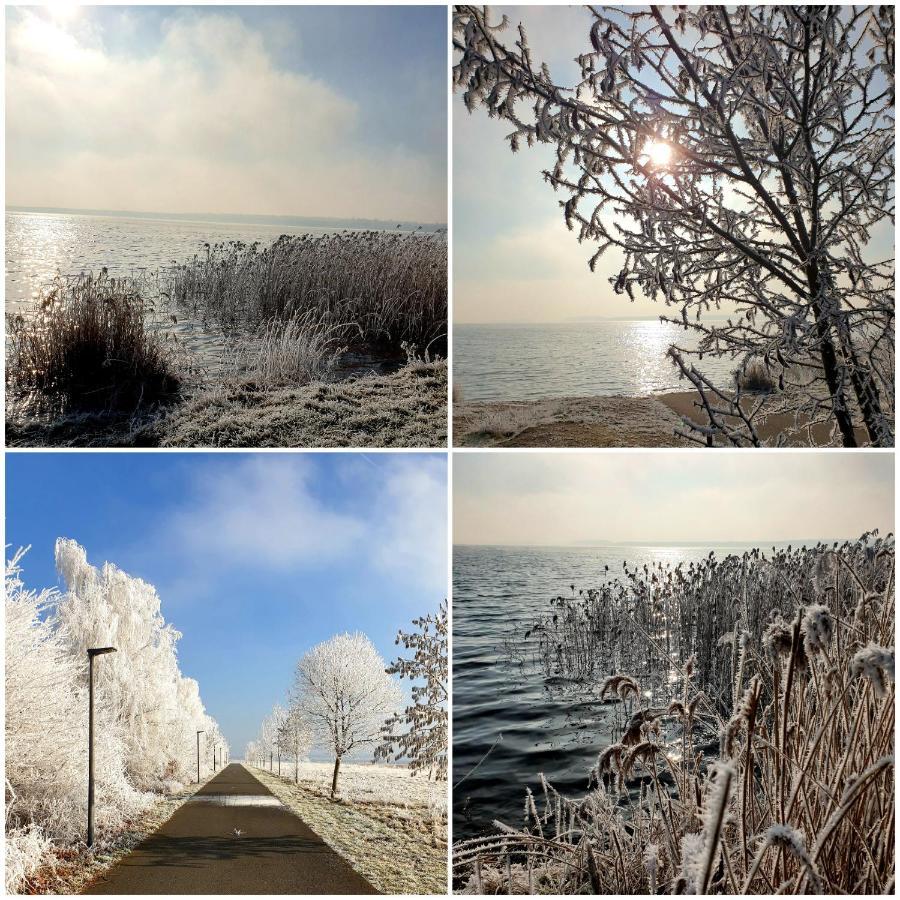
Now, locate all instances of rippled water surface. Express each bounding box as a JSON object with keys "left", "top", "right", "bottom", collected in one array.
[
  {"left": 6, "top": 209, "right": 422, "bottom": 379},
  {"left": 454, "top": 321, "right": 741, "bottom": 402},
  {"left": 452, "top": 542, "right": 762, "bottom": 843}
]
